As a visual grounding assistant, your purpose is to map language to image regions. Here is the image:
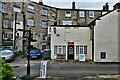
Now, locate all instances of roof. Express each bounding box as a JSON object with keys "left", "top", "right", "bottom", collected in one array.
[
  {"left": 89, "top": 10, "right": 115, "bottom": 25},
  {"left": 51, "top": 24, "right": 90, "bottom": 27}
]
